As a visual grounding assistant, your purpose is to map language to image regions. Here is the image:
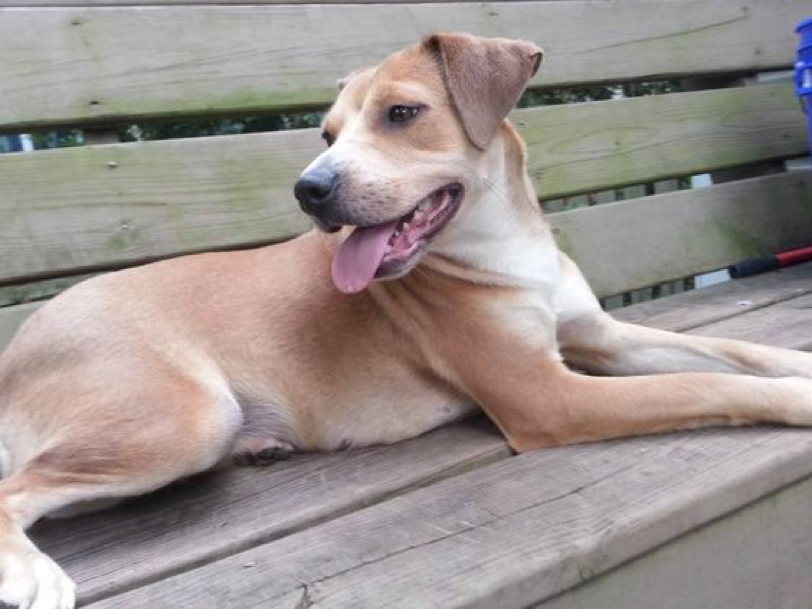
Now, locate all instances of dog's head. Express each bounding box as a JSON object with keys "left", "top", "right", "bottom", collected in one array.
[{"left": 294, "top": 33, "right": 543, "bottom": 293}]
